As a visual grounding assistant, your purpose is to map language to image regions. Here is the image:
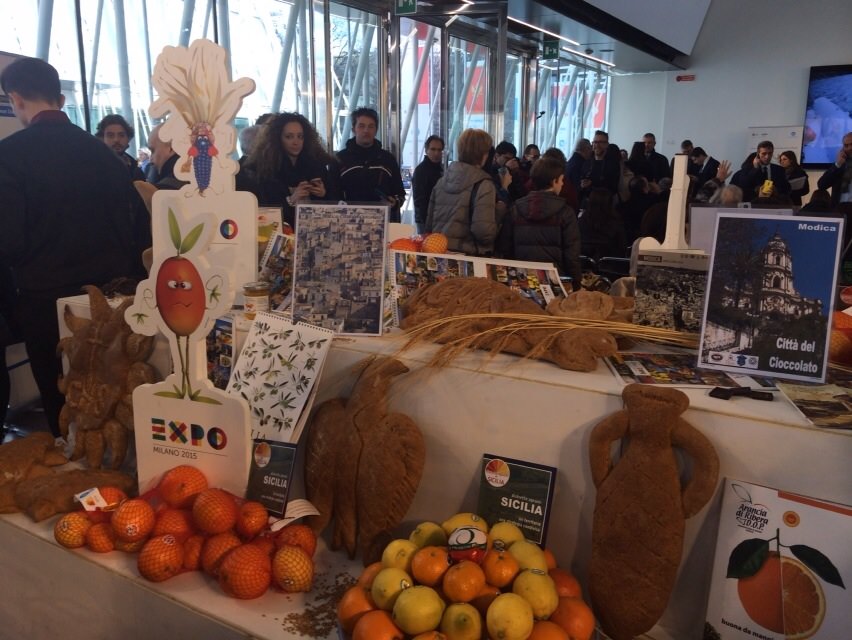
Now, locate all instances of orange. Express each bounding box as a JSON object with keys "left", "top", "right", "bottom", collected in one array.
[
  {"left": 442, "top": 560, "right": 486, "bottom": 603},
  {"left": 236, "top": 501, "right": 269, "bottom": 540},
  {"left": 249, "top": 535, "right": 277, "bottom": 557},
  {"left": 421, "top": 233, "right": 448, "bottom": 254},
  {"left": 275, "top": 523, "right": 317, "bottom": 558},
  {"left": 549, "top": 568, "right": 582, "bottom": 598},
  {"left": 352, "top": 609, "right": 405, "bottom": 640},
  {"left": 86, "top": 522, "right": 117, "bottom": 553},
  {"left": 192, "top": 488, "right": 238, "bottom": 534},
  {"left": 482, "top": 549, "right": 520, "bottom": 588},
  {"left": 153, "top": 508, "right": 196, "bottom": 542},
  {"left": 272, "top": 544, "right": 314, "bottom": 593},
  {"left": 529, "top": 620, "right": 570, "bottom": 639},
  {"left": 111, "top": 498, "right": 156, "bottom": 542},
  {"left": 201, "top": 531, "right": 242, "bottom": 576},
  {"left": 411, "top": 633, "right": 448, "bottom": 640},
  {"left": 218, "top": 544, "right": 273, "bottom": 599},
  {"left": 389, "top": 238, "right": 420, "bottom": 252},
  {"left": 138, "top": 534, "right": 185, "bottom": 582},
  {"left": 411, "top": 546, "right": 452, "bottom": 587},
  {"left": 157, "top": 465, "right": 208, "bottom": 508},
  {"left": 337, "top": 584, "right": 377, "bottom": 634},
  {"left": 542, "top": 548, "right": 557, "bottom": 570},
  {"left": 737, "top": 552, "right": 825, "bottom": 638},
  {"left": 54, "top": 512, "right": 92, "bottom": 548},
  {"left": 183, "top": 533, "right": 205, "bottom": 571},
  {"left": 549, "top": 597, "right": 596, "bottom": 640},
  {"left": 115, "top": 538, "right": 147, "bottom": 553},
  {"left": 85, "top": 486, "right": 128, "bottom": 524},
  {"left": 470, "top": 583, "right": 501, "bottom": 616},
  {"left": 358, "top": 561, "right": 385, "bottom": 589}
]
